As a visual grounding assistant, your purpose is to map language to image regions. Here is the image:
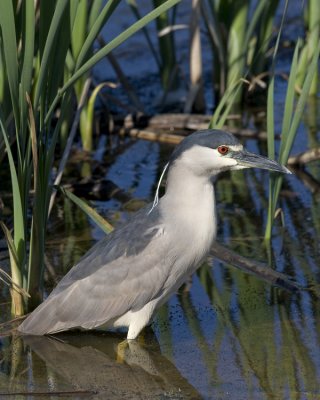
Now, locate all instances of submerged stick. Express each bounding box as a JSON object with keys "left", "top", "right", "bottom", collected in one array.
[
  {"left": 119, "top": 128, "right": 183, "bottom": 144},
  {"left": 211, "top": 241, "right": 300, "bottom": 292},
  {"left": 118, "top": 114, "right": 273, "bottom": 141},
  {"left": 291, "top": 168, "right": 320, "bottom": 195},
  {"left": 119, "top": 126, "right": 271, "bottom": 145}
]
